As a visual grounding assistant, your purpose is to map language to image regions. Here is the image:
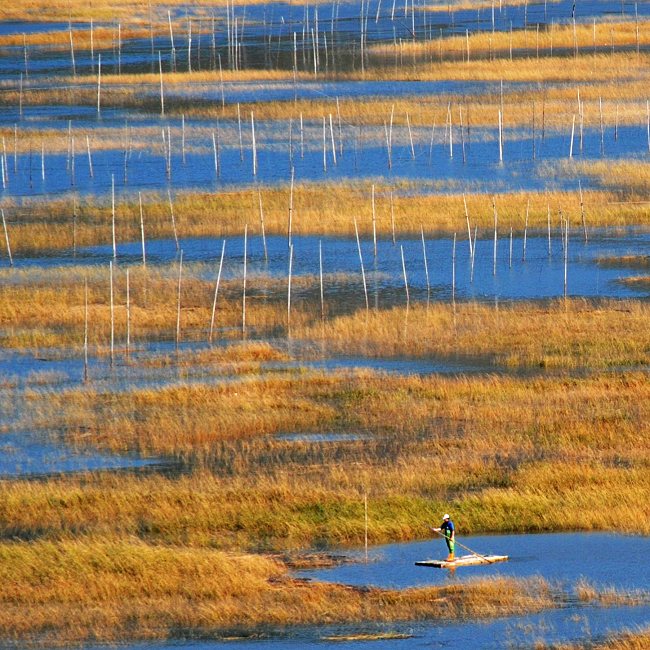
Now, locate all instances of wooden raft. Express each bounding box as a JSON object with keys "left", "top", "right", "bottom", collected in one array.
[{"left": 415, "top": 554, "right": 508, "bottom": 568}]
